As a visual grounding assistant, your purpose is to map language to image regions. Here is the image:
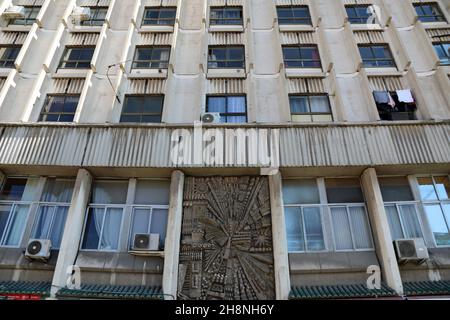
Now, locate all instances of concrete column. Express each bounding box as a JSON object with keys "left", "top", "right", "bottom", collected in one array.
[
  {"left": 162, "top": 170, "right": 185, "bottom": 300},
  {"left": 50, "top": 169, "right": 92, "bottom": 297},
  {"left": 361, "top": 168, "right": 403, "bottom": 295},
  {"left": 268, "top": 172, "right": 291, "bottom": 300}
]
